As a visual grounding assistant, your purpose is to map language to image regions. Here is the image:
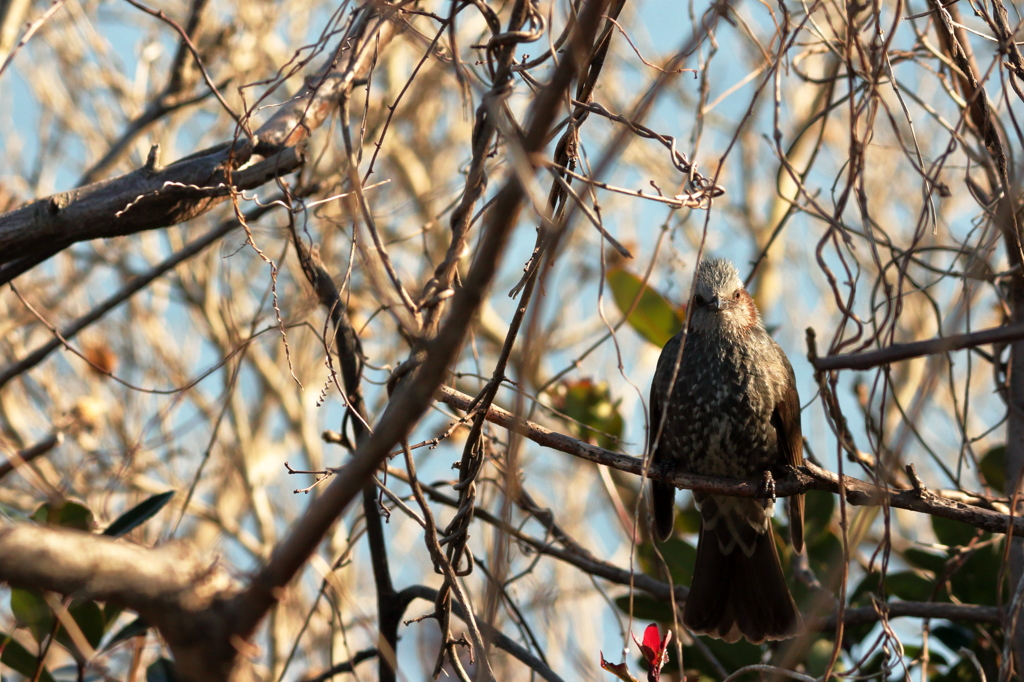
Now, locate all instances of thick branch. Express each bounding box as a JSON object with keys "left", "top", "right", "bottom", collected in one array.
[
  {"left": 0, "top": 146, "right": 299, "bottom": 268},
  {"left": 810, "top": 320, "right": 1024, "bottom": 371},
  {"left": 0, "top": 525, "right": 241, "bottom": 682},
  {"left": 0, "top": 0, "right": 397, "bottom": 271},
  {"left": 0, "top": 525, "right": 216, "bottom": 610},
  {"left": 816, "top": 602, "right": 1001, "bottom": 629},
  {"left": 435, "top": 385, "right": 1024, "bottom": 537},
  {"left": 228, "top": 2, "right": 604, "bottom": 638}
]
